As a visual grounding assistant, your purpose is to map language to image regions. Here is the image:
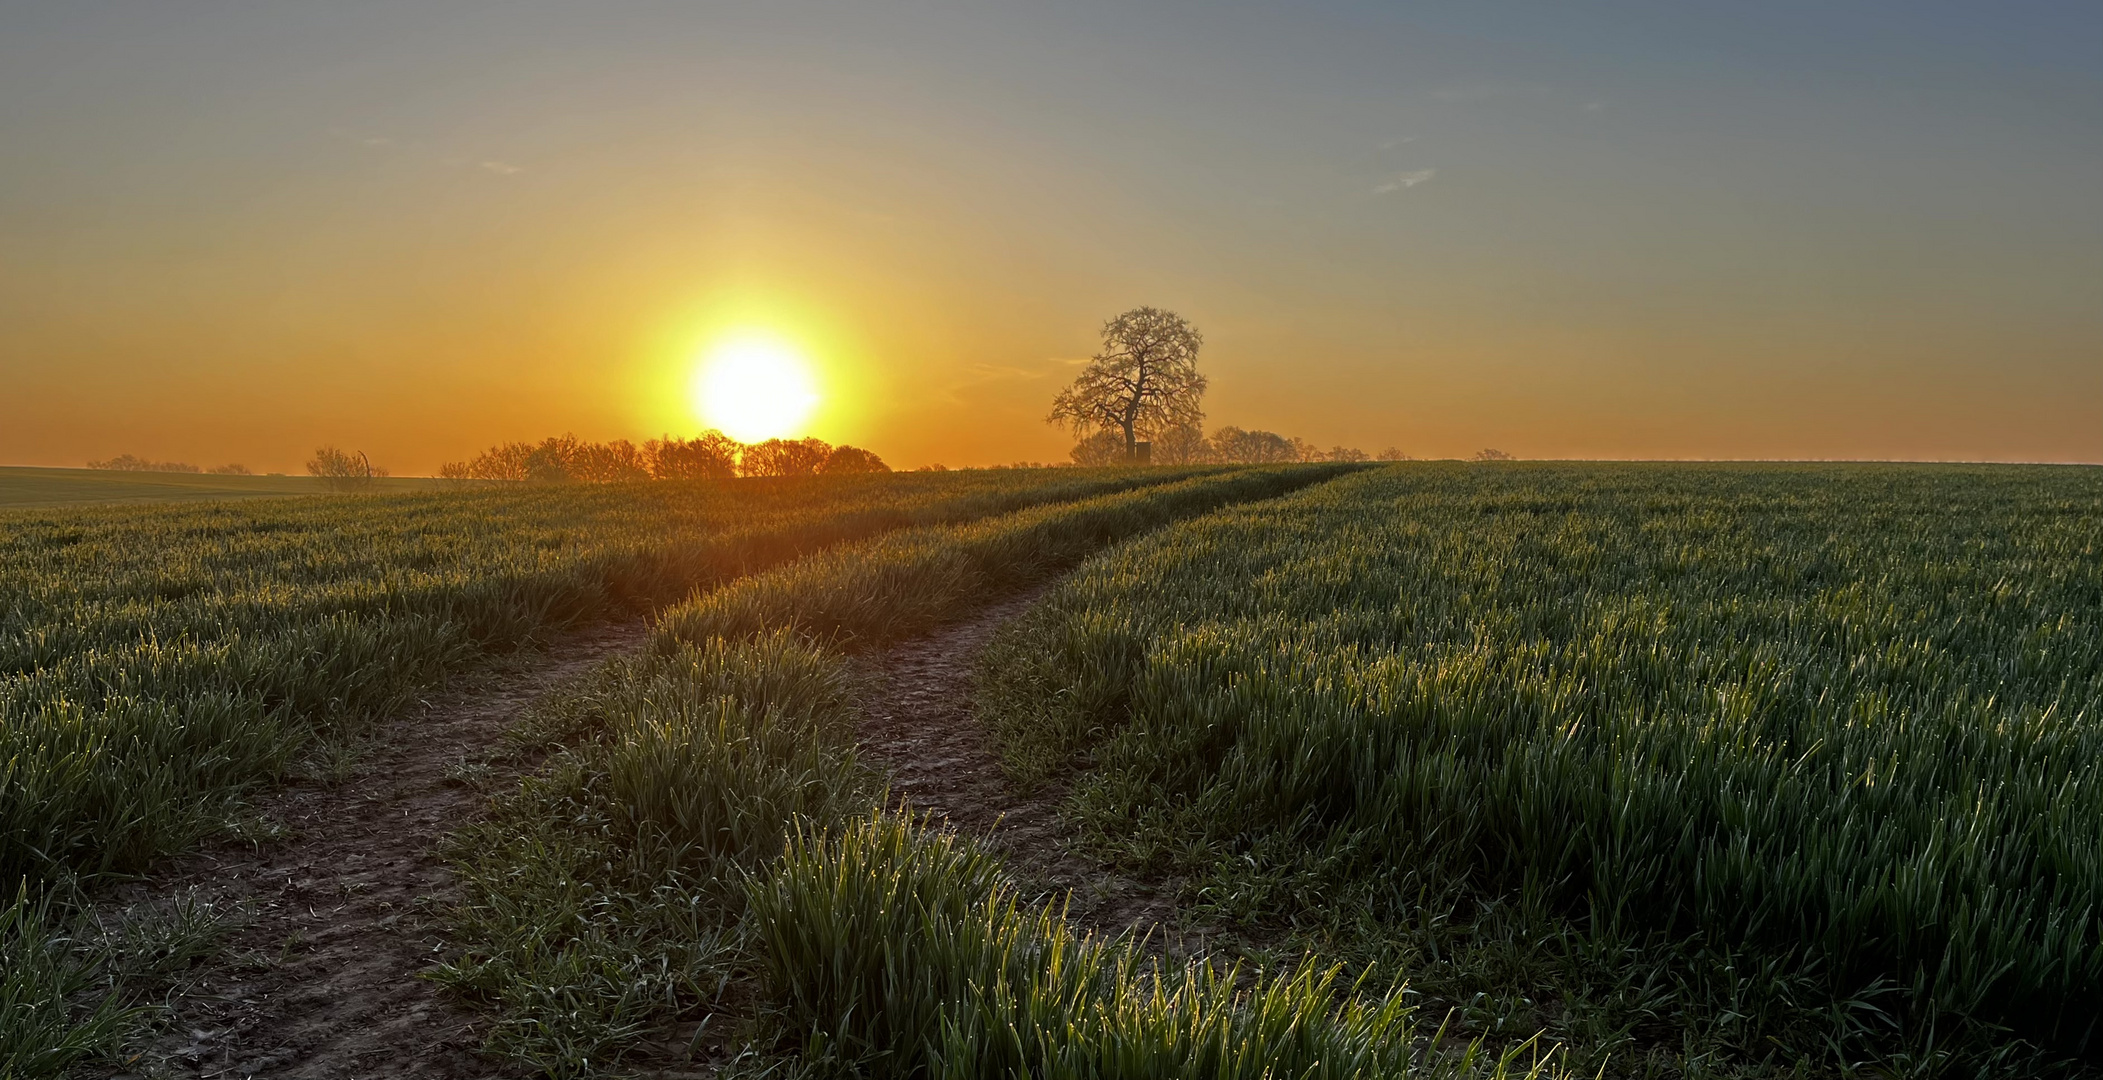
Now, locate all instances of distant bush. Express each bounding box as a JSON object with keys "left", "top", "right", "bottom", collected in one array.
[
  {"left": 1151, "top": 424, "right": 1212, "bottom": 465},
  {"left": 440, "top": 435, "right": 646, "bottom": 483},
  {"left": 1211, "top": 426, "right": 1301, "bottom": 463},
  {"left": 819, "top": 444, "right": 890, "bottom": 474},
  {"left": 1472, "top": 447, "right": 1515, "bottom": 461},
  {"left": 306, "top": 446, "right": 388, "bottom": 492},
  {"left": 441, "top": 442, "right": 530, "bottom": 482},
  {"left": 1067, "top": 430, "right": 1128, "bottom": 466},
  {"left": 1377, "top": 446, "right": 1412, "bottom": 461},
  {"left": 564, "top": 439, "right": 649, "bottom": 482},
  {"left": 740, "top": 437, "right": 833, "bottom": 478},
  {"left": 86, "top": 454, "right": 200, "bottom": 473},
  {"left": 644, "top": 433, "right": 741, "bottom": 480},
  {"left": 1076, "top": 425, "right": 1380, "bottom": 466},
  {"left": 208, "top": 463, "right": 253, "bottom": 475}
]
